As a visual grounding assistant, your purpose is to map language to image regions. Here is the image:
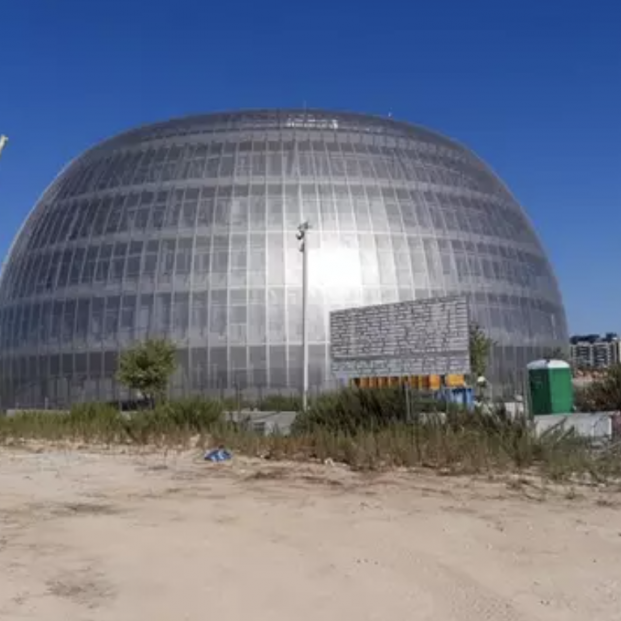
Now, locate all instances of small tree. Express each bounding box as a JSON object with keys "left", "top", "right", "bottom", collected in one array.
[
  {"left": 469, "top": 323, "right": 493, "bottom": 394},
  {"left": 576, "top": 364, "right": 621, "bottom": 412},
  {"left": 117, "top": 338, "right": 177, "bottom": 407}
]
